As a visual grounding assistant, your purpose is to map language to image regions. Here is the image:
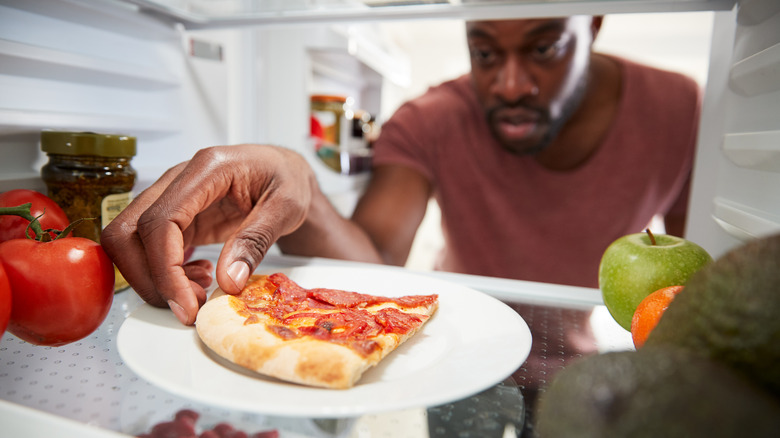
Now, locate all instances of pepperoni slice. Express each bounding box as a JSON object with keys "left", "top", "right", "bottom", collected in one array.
[
  {"left": 309, "top": 288, "right": 374, "bottom": 307},
  {"left": 392, "top": 294, "right": 439, "bottom": 308},
  {"left": 310, "top": 287, "right": 439, "bottom": 309},
  {"left": 268, "top": 272, "right": 307, "bottom": 303},
  {"left": 237, "top": 274, "right": 436, "bottom": 357},
  {"left": 375, "top": 307, "right": 424, "bottom": 334}
]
